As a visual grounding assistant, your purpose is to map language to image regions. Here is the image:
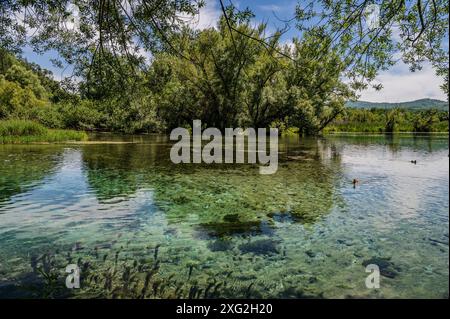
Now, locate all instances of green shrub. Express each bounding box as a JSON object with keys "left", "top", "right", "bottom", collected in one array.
[
  {"left": 385, "top": 108, "right": 401, "bottom": 132},
  {"left": 413, "top": 110, "right": 442, "bottom": 132},
  {"left": 0, "top": 119, "right": 47, "bottom": 136},
  {"left": 4, "top": 64, "right": 48, "bottom": 100},
  {"left": 58, "top": 100, "right": 102, "bottom": 130},
  {"left": 30, "top": 105, "right": 64, "bottom": 129},
  {"left": 434, "top": 120, "right": 449, "bottom": 132},
  {"left": 0, "top": 76, "right": 49, "bottom": 119}
]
